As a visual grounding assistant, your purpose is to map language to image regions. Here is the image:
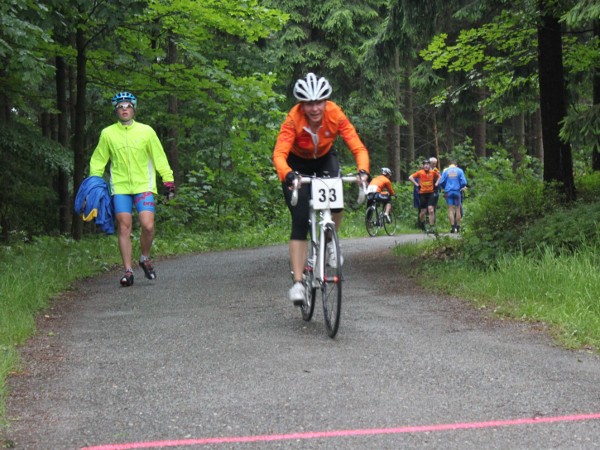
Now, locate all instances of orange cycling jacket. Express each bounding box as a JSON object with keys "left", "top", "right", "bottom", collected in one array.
[
  {"left": 368, "top": 175, "right": 395, "bottom": 196},
  {"left": 272, "top": 101, "right": 370, "bottom": 181}
]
